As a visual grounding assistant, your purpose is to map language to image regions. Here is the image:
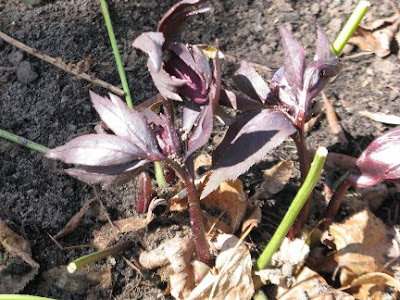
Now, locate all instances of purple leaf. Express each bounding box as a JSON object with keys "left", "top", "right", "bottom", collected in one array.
[
  {"left": 315, "top": 26, "right": 336, "bottom": 62},
  {"left": 157, "top": 0, "right": 210, "bottom": 43},
  {"left": 185, "top": 46, "right": 221, "bottom": 157},
  {"left": 220, "top": 89, "right": 264, "bottom": 111},
  {"left": 201, "top": 109, "right": 296, "bottom": 197},
  {"left": 132, "top": 32, "right": 187, "bottom": 101},
  {"left": 46, "top": 134, "right": 148, "bottom": 166},
  {"left": 351, "top": 127, "right": 400, "bottom": 187},
  {"left": 65, "top": 160, "right": 148, "bottom": 188},
  {"left": 90, "top": 92, "right": 161, "bottom": 159},
  {"left": 165, "top": 44, "right": 212, "bottom": 104},
  {"left": 132, "top": 32, "right": 165, "bottom": 72},
  {"left": 279, "top": 27, "right": 306, "bottom": 90},
  {"left": 232, "top": 61, "right": 272, "bottom": 105}
]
